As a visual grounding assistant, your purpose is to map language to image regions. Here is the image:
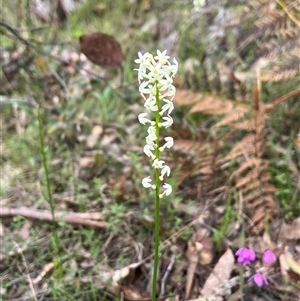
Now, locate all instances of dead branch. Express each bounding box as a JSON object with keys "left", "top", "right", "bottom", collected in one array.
[{"left": 0, "top": 207, "right": 108, "bottom": 228}]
